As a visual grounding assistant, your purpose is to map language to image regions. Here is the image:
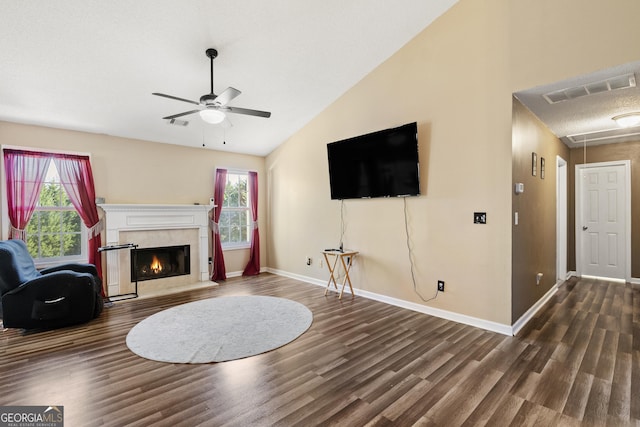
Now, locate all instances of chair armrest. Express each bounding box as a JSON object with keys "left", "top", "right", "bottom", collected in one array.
[
  {"left": 41, "top": 263, "right": 99, "bottom": 277},
  {"left": 41, "top": 264, "right": 103, "bottom": 297},
  {"left": 8, "top": 270, "right": 96, "bottom": 296}
]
